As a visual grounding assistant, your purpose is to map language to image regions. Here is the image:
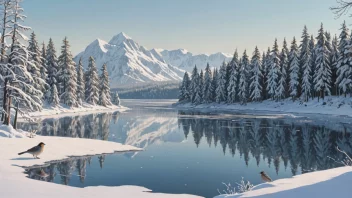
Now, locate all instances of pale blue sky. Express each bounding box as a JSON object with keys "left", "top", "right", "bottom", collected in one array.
[{"left": 23, "top": 0, "right": 347, "bottom": 56}]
